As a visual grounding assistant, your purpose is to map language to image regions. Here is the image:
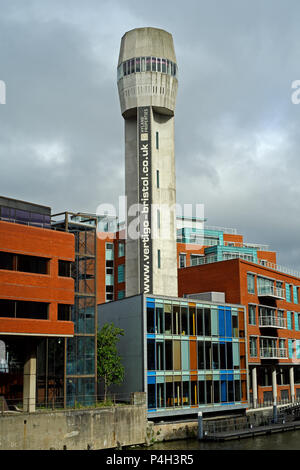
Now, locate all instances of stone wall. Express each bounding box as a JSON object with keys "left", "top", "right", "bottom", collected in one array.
[
  {"left": 146, "top": 420, "right": 198, "bottom": 445},
  {"left": 0, "top": 401, "right": 147, "bottom": 450}
]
